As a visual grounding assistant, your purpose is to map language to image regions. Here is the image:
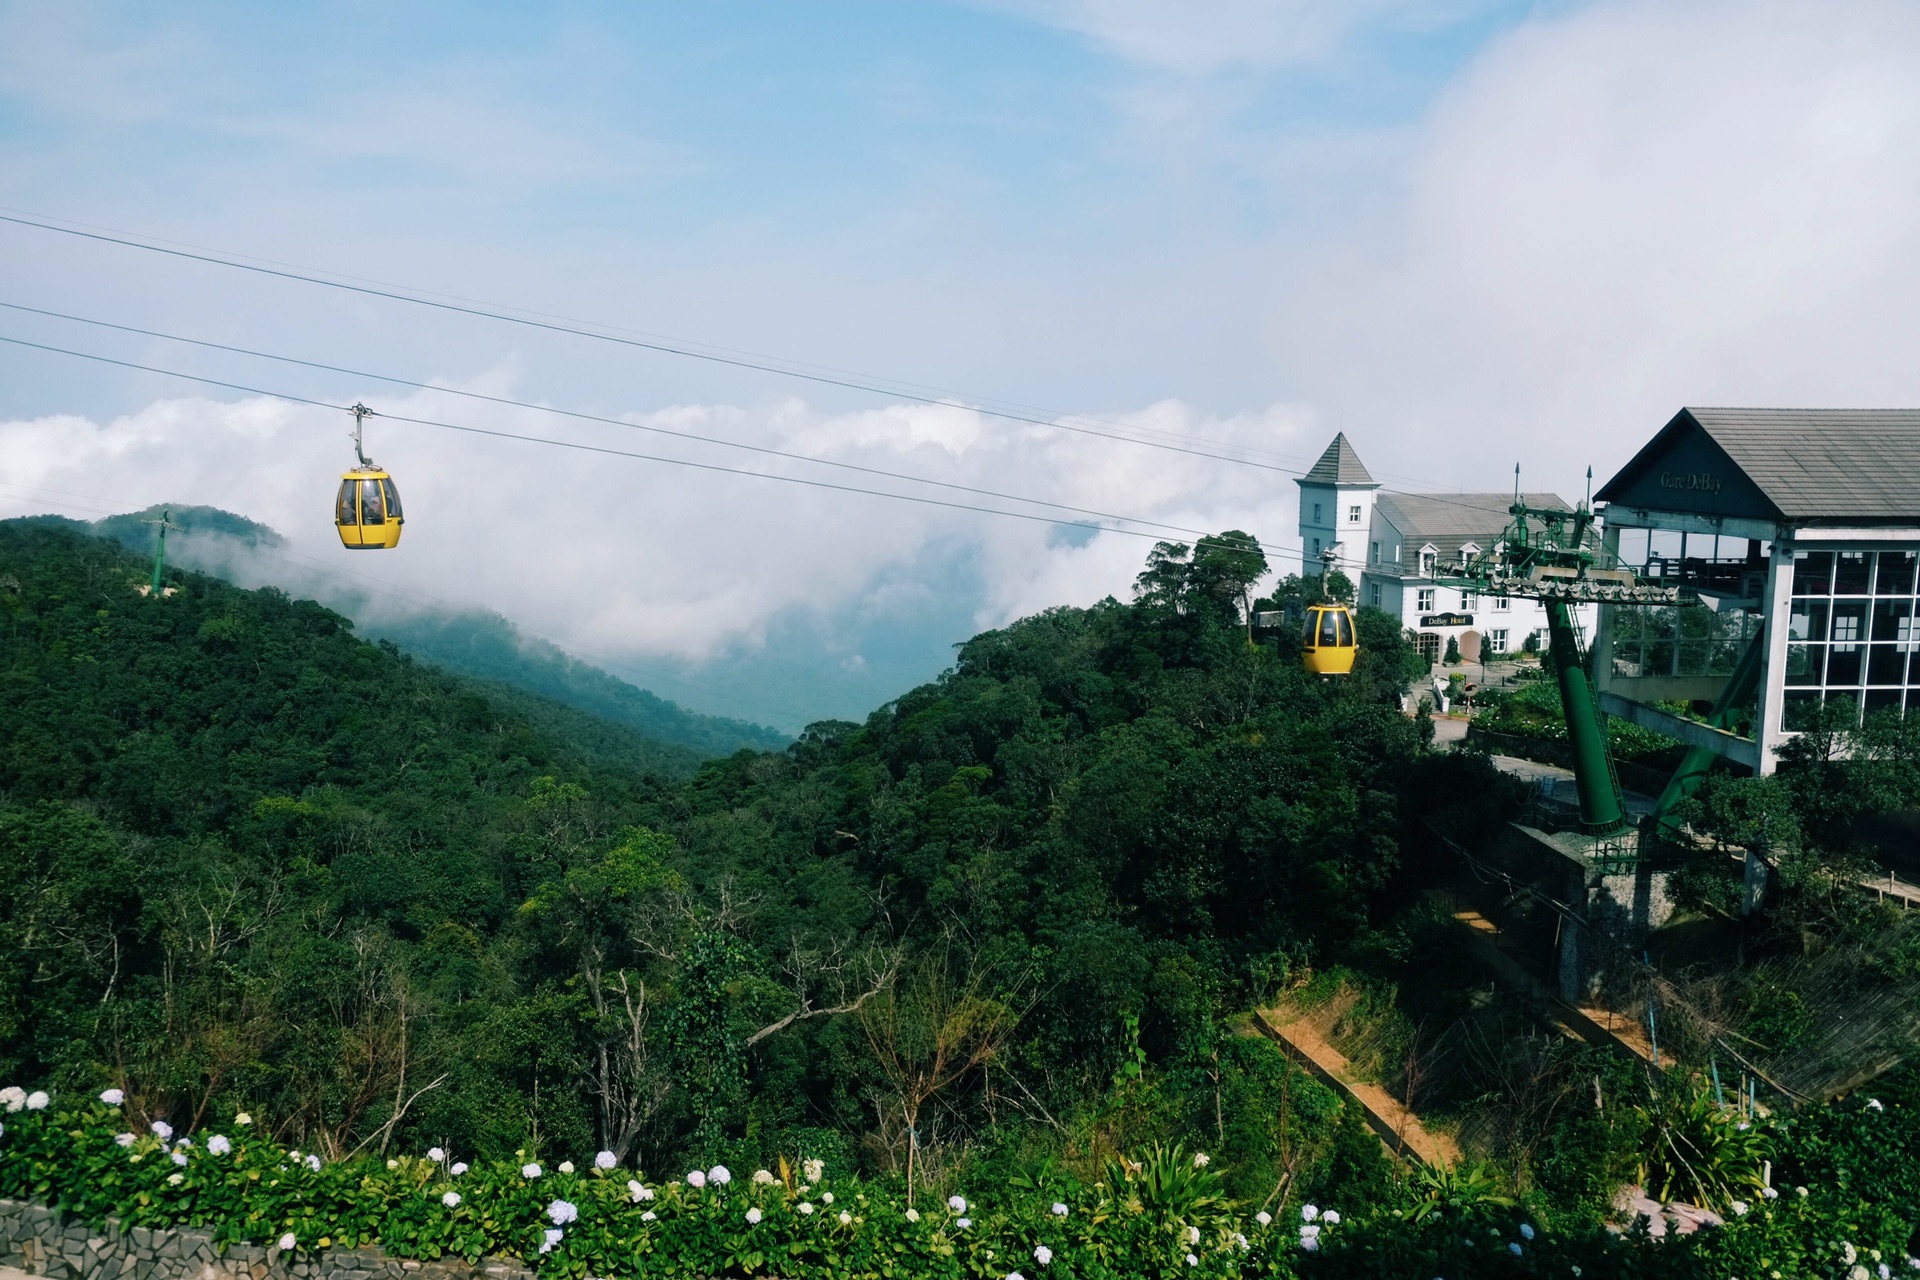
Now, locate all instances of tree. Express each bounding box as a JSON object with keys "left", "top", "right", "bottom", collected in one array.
[
  {"left": 1190, "top": 531, "right": 1269, "bottom": 624},
  {"left": 1444, "top": 635, "right": 1461, "bottom": 666}
]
